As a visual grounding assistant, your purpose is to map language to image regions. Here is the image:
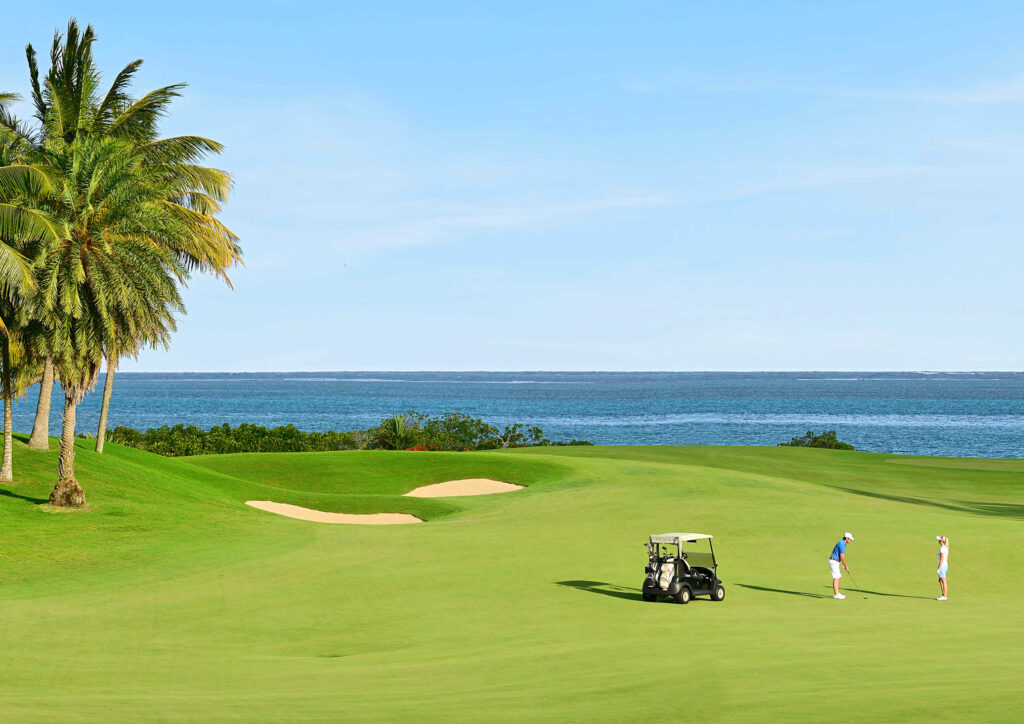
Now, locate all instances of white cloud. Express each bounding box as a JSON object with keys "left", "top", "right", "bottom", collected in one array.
[
  {"left": 337, "top": 192, "right": 677, "bottom": 250},
  {"left": 624, "top": 72, "right": 1024, "bottom": 105}
]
